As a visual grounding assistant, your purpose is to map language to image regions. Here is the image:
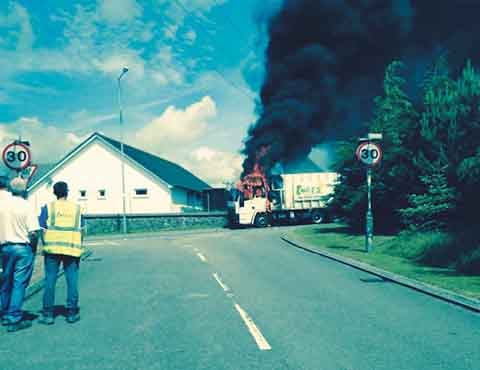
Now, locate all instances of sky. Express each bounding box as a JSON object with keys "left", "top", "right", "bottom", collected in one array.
[{"left": 0, "top": 0, "right": 282, "bottom": 186}]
